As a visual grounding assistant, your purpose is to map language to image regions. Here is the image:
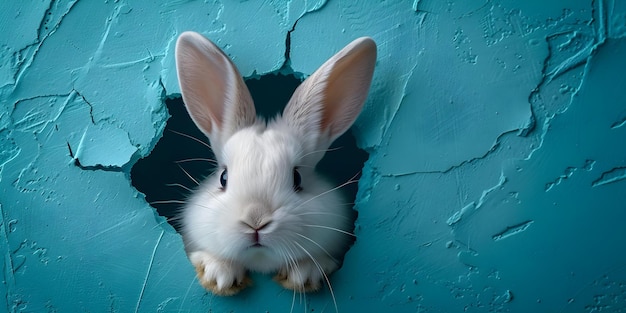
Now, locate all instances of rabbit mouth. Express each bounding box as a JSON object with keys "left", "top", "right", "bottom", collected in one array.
[{"left": 247, "top": 241, "right": 269, "bottom": 249}]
